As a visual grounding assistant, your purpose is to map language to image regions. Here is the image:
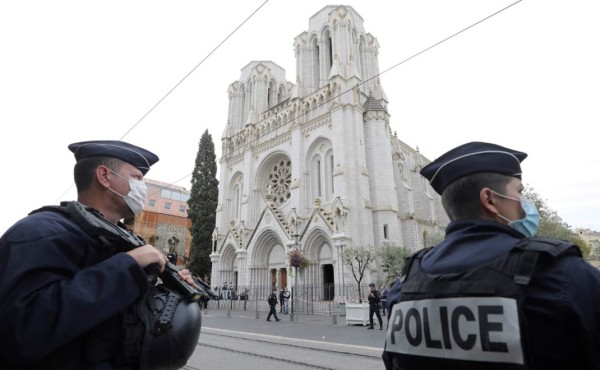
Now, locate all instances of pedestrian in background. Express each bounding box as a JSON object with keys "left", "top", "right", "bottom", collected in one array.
[
  {"left": 279, "top": 287, "right": 285, "bottom": 313},
  {"left": 266, "top": 289, "right": 281, "bottom": 322},
  {"left": 380, "top": 284, "right": 388, "bottom": 316},
  {"left": 282, "top": 287, "right": 291, "bottom": 314}
]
